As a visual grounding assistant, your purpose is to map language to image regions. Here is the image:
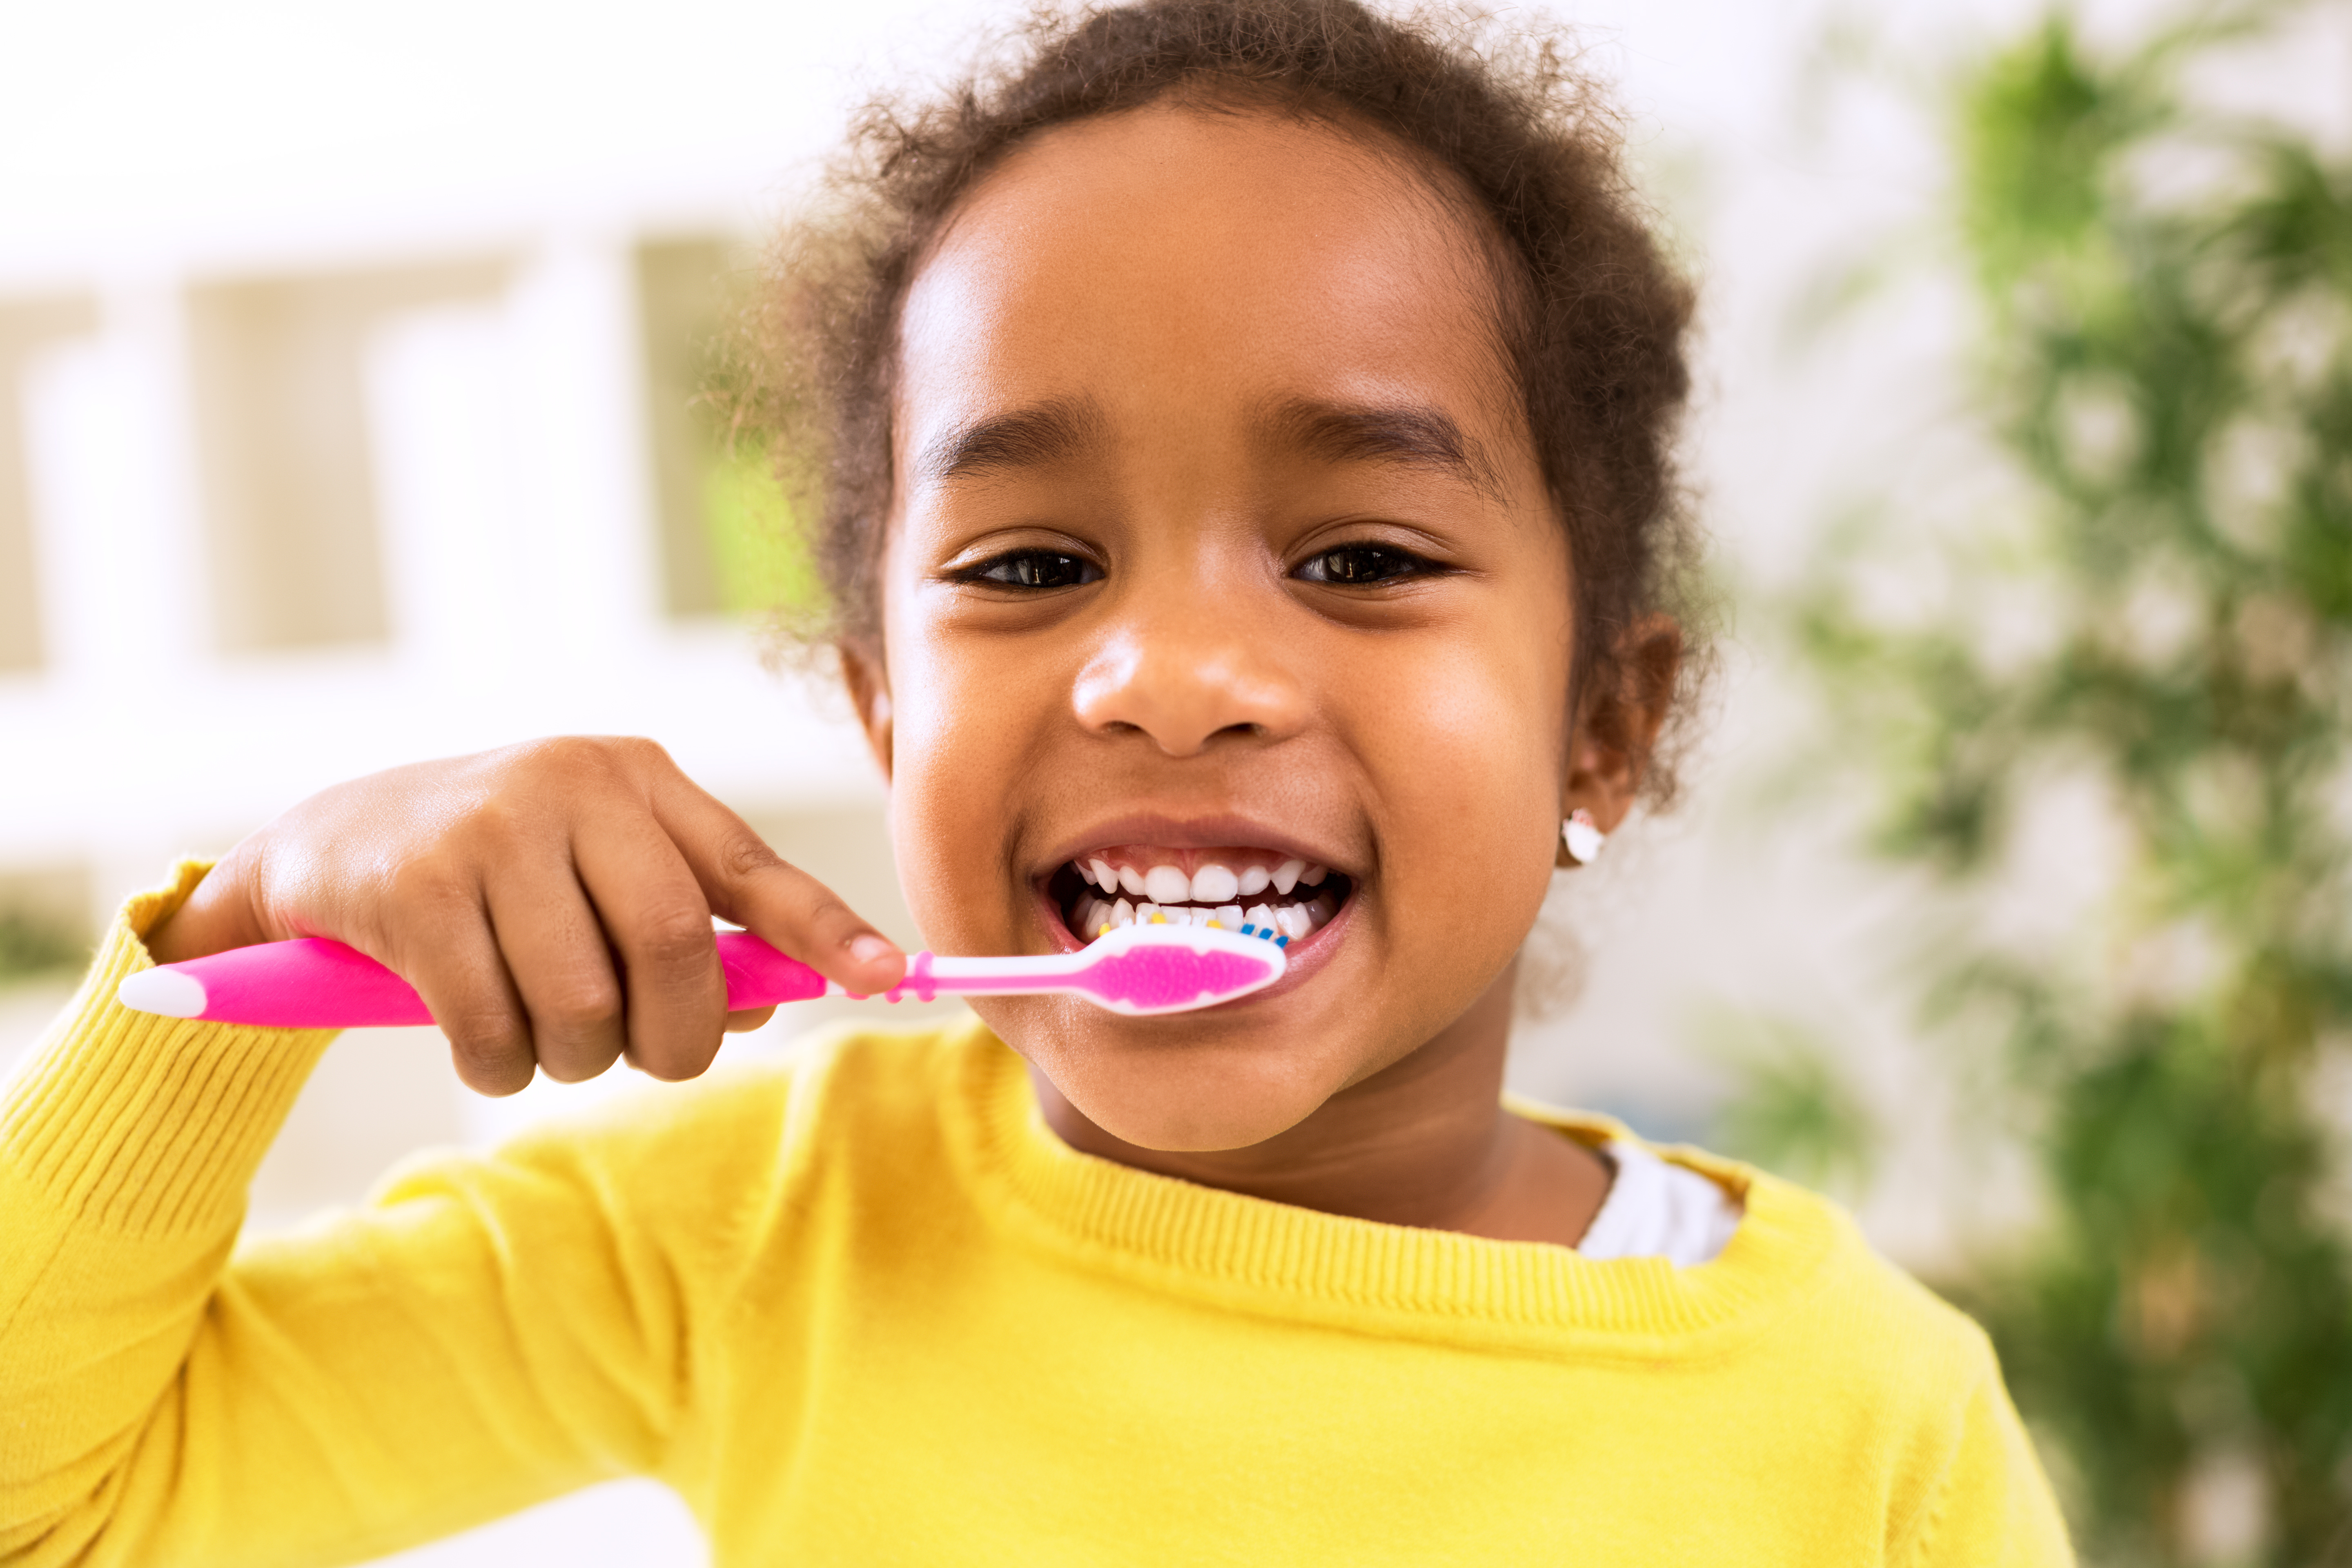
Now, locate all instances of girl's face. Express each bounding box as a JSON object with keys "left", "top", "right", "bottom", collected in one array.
[{"left": 868, "top": 101, "right": 1580, "bottom": 1152}]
